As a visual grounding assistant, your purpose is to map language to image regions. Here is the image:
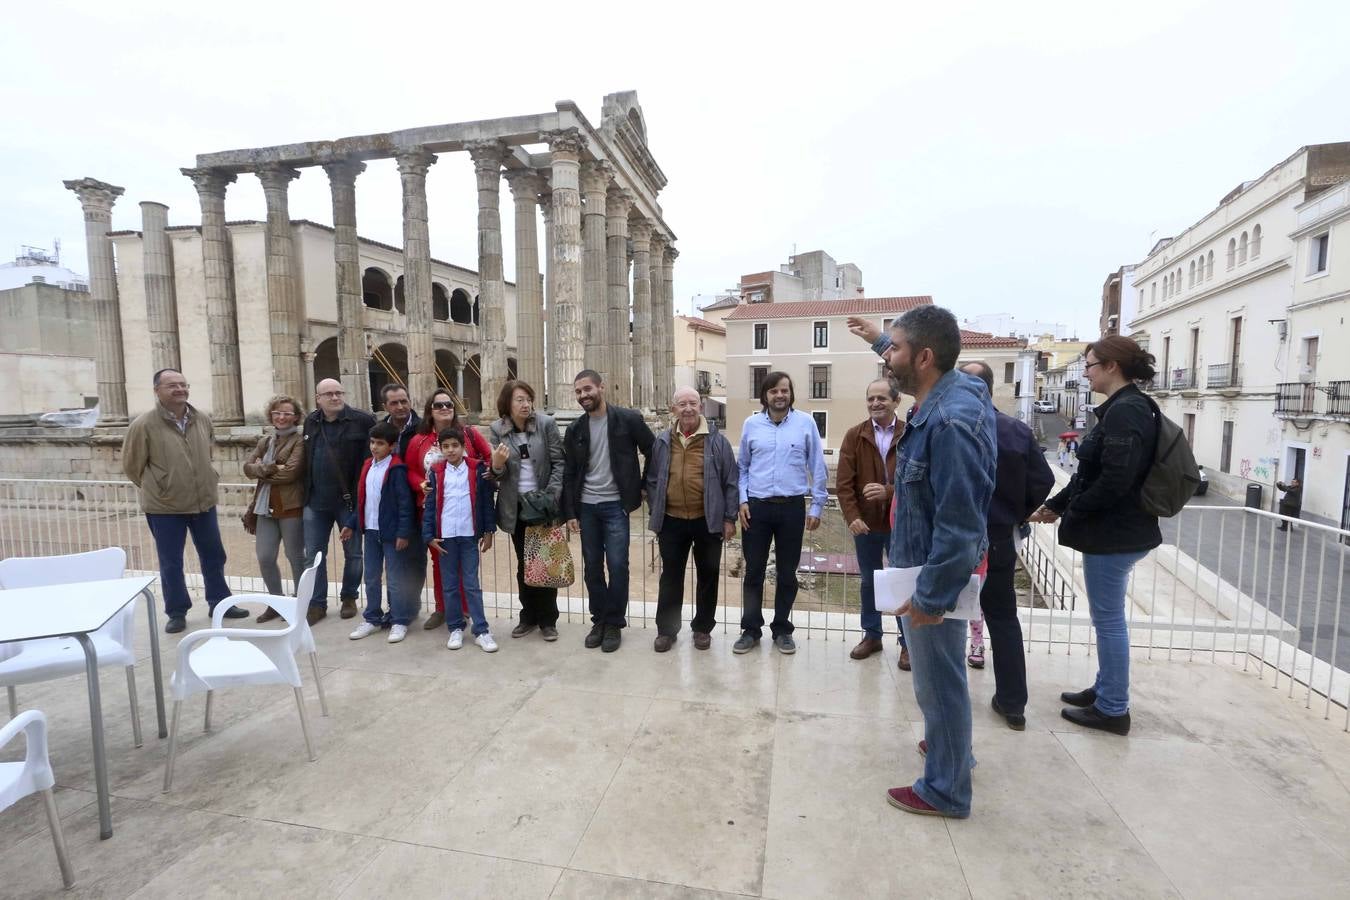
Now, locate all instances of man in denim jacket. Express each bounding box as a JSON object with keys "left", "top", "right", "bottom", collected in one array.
[{"left": 849, "top": 307, "right": 996, "bottom": 818}]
